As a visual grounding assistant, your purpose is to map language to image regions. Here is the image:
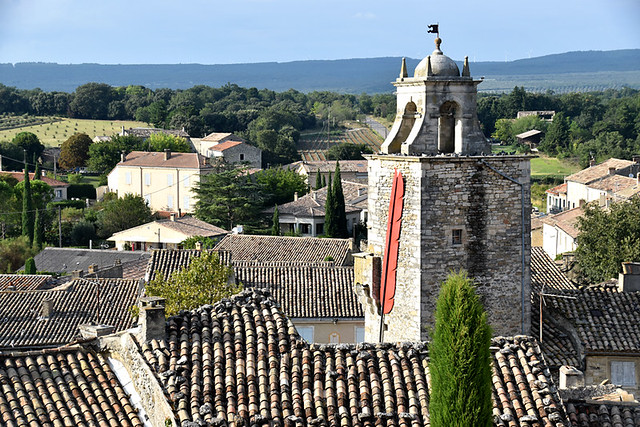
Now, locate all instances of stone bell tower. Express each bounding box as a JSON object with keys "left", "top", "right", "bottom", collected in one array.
[{"left": 355, "top": 35, "right": 531, "bottom": 342}]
